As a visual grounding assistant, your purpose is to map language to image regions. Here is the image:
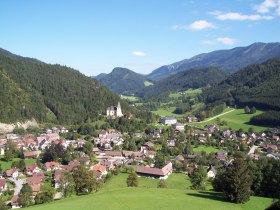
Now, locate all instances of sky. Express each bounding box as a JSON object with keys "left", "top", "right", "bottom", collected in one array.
[{"left": 0, "top": 0, "right": 280, "bottom": 76}]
